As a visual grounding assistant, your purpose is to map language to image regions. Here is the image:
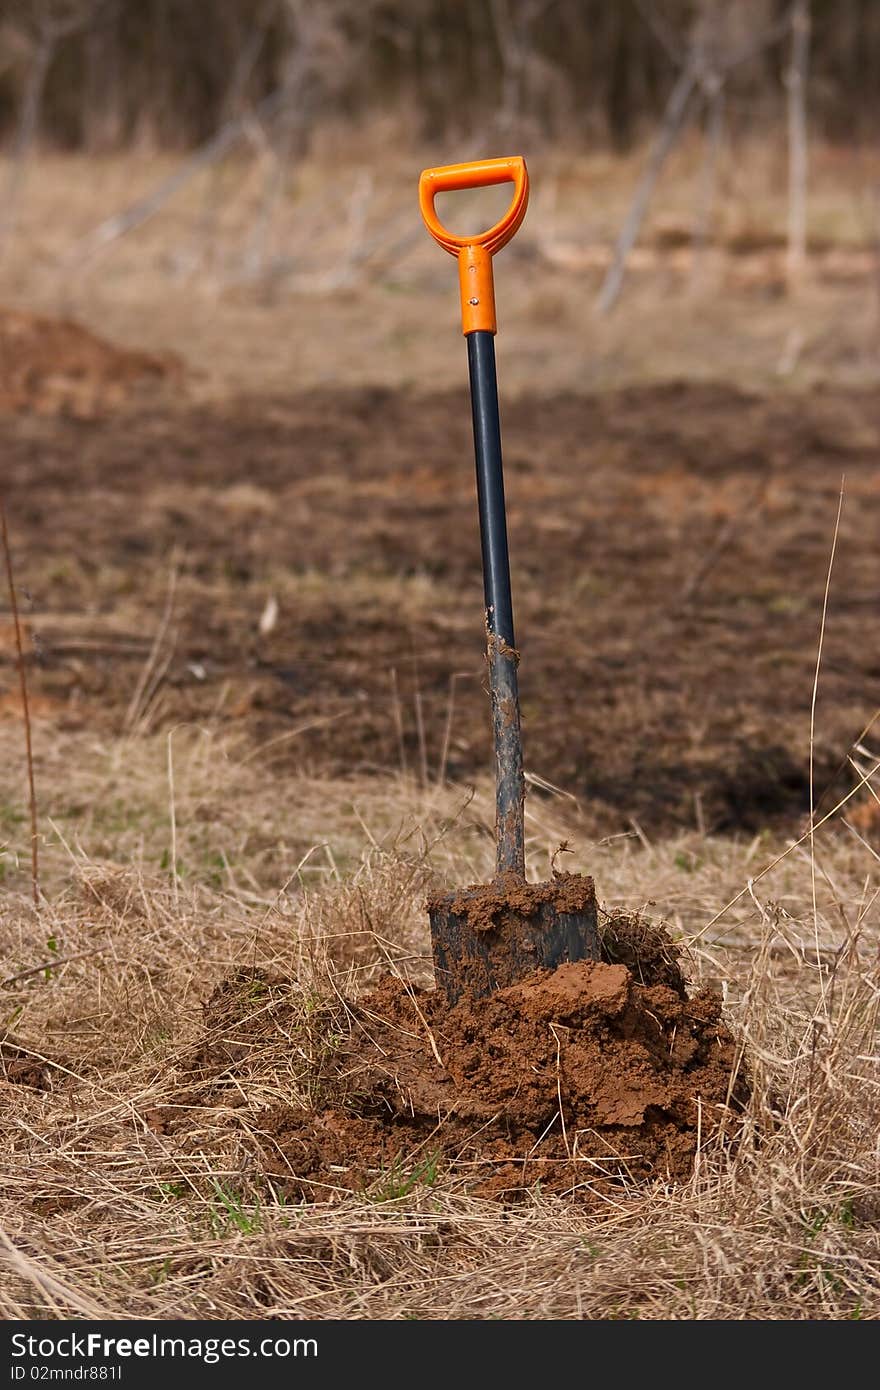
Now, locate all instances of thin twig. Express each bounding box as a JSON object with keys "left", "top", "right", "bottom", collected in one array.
[
  {"left": 389, "top": 667, "right": 407, "bottom": 777},
  {"left": 812, "top": 705, "right": 880, "bottom": 822},
  {"left": 236, "top": 710, "right": 349, "bottom": 765},
  {"left": 414, "top": 689, "right": 428, "bottom": 791},
  {"left": 0, "top": 498, "right": 38, "bottom": 906},
  {"left": 694, "top": 750, "right": 880, "bottom": 944},
  {"left": 786, "top": 0, "right": 812, "bottom": 287},
  {"left": 549, "top": 1022, "right": 571, "bottom": 1160},
  {"left": 595, "top": 63, "right": 696, "bottom": 316},
  {"left": 167, "top": 728, "right": 179, "bottom": 913},
  {"left": 66, "top": 83, "right": 297, "bottom": 268},
  {"left": 809, "top": 478, "right": 844, "bottom": 1005},
  {"left": 124, "top": 557, "right": 178, "bottom": 733},
  {"left": 374, "top": 936, "right": 445, "bottom": 1069},
  {"left": 678, "top": 474, "right": 769, "bottom": 605},
  {"left": 437, "top": 671, "right": 473, "bottom": 787},
  {"left": 1, "top": 949, "right": 104, "bottom": 986}
]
